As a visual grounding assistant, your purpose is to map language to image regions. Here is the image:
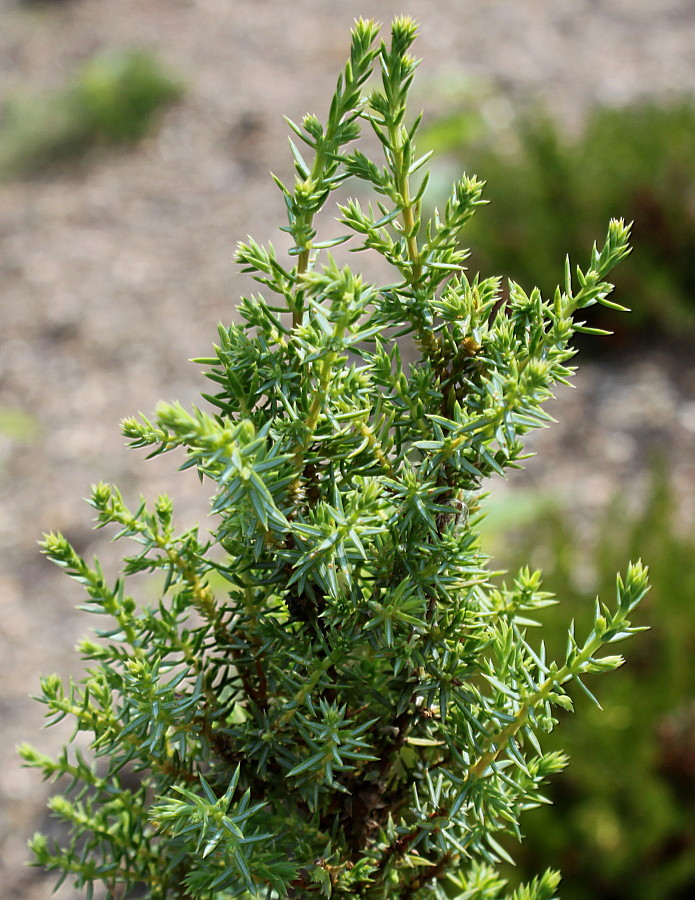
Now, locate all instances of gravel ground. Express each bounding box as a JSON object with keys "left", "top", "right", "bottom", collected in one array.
[{"left": 1, "top": 1, "right": 695, "bottom": 897}]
